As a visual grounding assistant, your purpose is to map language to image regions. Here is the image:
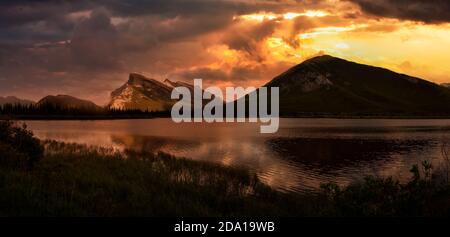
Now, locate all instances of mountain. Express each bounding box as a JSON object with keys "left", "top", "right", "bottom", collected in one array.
[
  {"left": 110, "top": 58, "right": 450, "bottom": 116},
  {"left": 164, "top": 78, "right": 217, "bottom": 102},
  {"left": 442, "top": 83, "right": 450, "bottom": 88},
  {"left": 265, "top": 55, "right": 450, "bottom": 116},
  {"left": 164, "top": 78, "right": 195, "bottom": 90},
  {"left": 37, "top": 95, "right": 101, "bottom": 110},
  {"left": 108, "top": 73, "right": 175, "bottom": 111},
  {"left": 0, "top": 96, "right": 34, "bottom": 106}
]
